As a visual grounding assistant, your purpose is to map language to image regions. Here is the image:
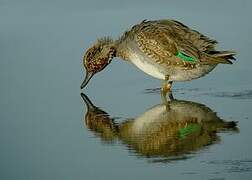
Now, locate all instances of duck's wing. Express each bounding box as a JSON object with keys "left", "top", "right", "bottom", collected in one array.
[
  {"left": 161, "top": 20, "right": 218, "bottom": 53},
  {"left": 133, "top": 19, "right": 232, "bottom": 67}
]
